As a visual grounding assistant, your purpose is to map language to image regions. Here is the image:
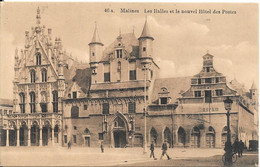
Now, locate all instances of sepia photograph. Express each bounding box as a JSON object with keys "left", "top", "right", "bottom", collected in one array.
[{"left": 0, "top": 2, "right": 258, "bottom": 166}]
